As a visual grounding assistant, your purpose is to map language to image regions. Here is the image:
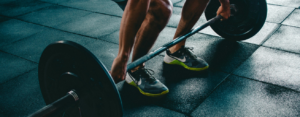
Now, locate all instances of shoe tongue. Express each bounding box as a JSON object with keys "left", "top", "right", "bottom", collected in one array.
[
  {"left": 181, "top": 47, "right": 197, "bottom": 59},
  {"left": 139, "top": 68, "right": 156, "bottom": 82},
  {"left": 139, "top": 68, "right": 149, "bottom": 77}
]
